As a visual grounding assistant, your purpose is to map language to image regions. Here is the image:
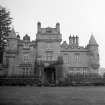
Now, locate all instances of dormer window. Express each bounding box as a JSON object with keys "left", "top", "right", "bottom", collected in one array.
[{"left": 23, "top": 34, "right": 30, "bottom": 41}]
